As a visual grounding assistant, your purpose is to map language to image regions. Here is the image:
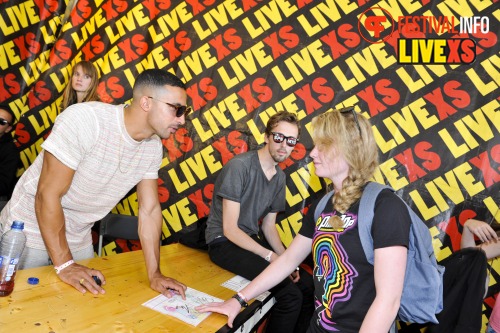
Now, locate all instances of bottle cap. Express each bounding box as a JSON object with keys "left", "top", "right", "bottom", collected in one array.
[
  {"left": 27, "top": 277, "right": 39, "bottom": 285},
  {"left": 12, "top": 221, "right": 25, "bottom": 230}
]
